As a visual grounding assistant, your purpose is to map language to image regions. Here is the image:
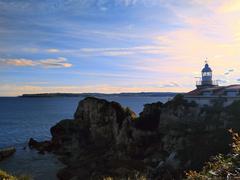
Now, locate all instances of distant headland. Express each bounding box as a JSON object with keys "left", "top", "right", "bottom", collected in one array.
[{"left": 19, "top": 92, "right": 179, "bottom": 98}]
